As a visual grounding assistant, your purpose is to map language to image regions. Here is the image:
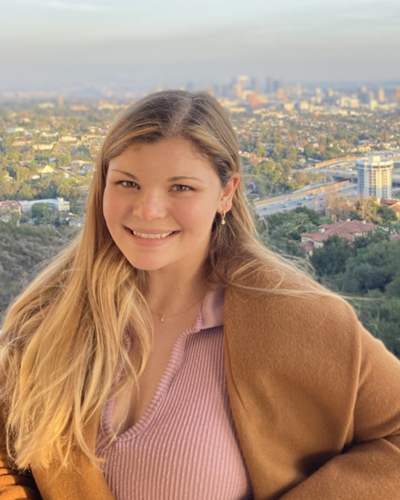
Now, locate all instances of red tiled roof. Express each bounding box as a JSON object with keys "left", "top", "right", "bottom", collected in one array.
[
  {"left": 381, "top": 199, "right": 400, "bottom": 207},
  {"left": 301, "top": 220, "right": 376, "bottom": 243},
  {"left": 0, "top": 200, "right": 21, "bottom": 212}
]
